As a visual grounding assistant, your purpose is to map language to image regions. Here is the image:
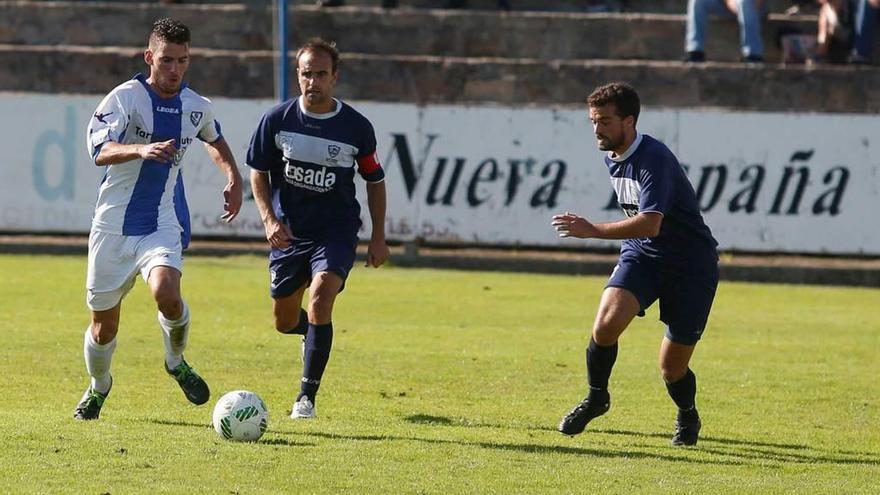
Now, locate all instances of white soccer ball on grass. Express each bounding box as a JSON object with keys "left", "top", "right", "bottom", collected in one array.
[{"left": 212, "top": 390, "right": 269, "bottom": 442}]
